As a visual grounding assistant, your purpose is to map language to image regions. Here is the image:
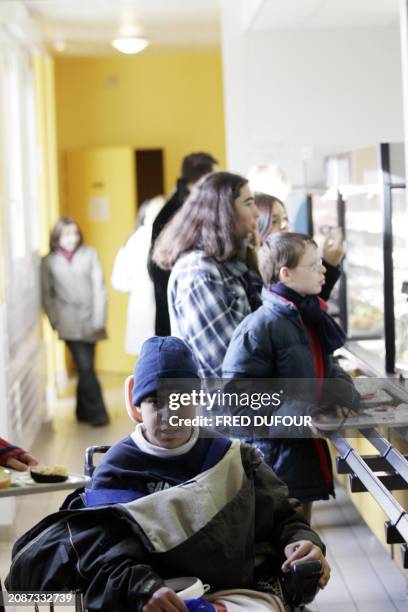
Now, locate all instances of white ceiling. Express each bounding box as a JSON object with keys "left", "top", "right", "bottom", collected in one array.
[
  {"left": 248, "top": 0, "right": 400, "bottom": 31},
  {"left": 20, "top": 0, "right": 222, "bottom": 55},
  {"left": 17, "top": 0, "right": 401, "bottom": 56}
]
